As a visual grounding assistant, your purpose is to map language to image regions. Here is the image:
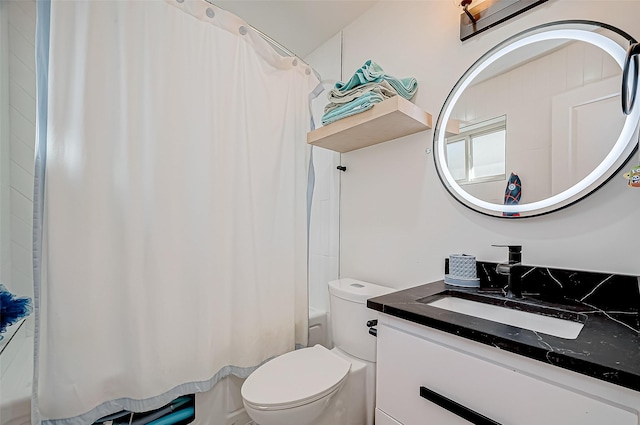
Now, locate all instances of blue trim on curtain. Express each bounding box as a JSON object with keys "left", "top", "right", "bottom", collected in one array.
[
  {"left": 307, "top": 147, "right": 315, "bottom": 242},
  {"left": 305, "top": 83, "right": 323, "bottom": 354},
  {"left": 40, "top": 363, "right": 268, "bottom": 425},
  {"left": 306, "top": 83, "right": 323, "bottom": 239},
  {"left": 32, "top": 1, "right": 51, "bottom": 423},
  {"left": 306, "top": 82, "right": 324, "bottom": 292}
]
